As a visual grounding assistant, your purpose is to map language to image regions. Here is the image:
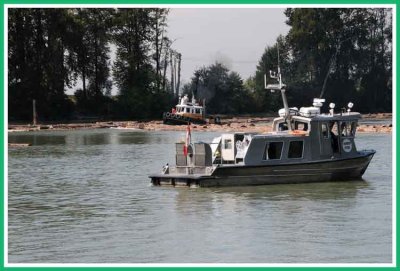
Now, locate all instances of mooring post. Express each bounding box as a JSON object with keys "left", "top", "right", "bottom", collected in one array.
[{"left": 32, "top": 99, "right": 37, "bottom": 126}]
